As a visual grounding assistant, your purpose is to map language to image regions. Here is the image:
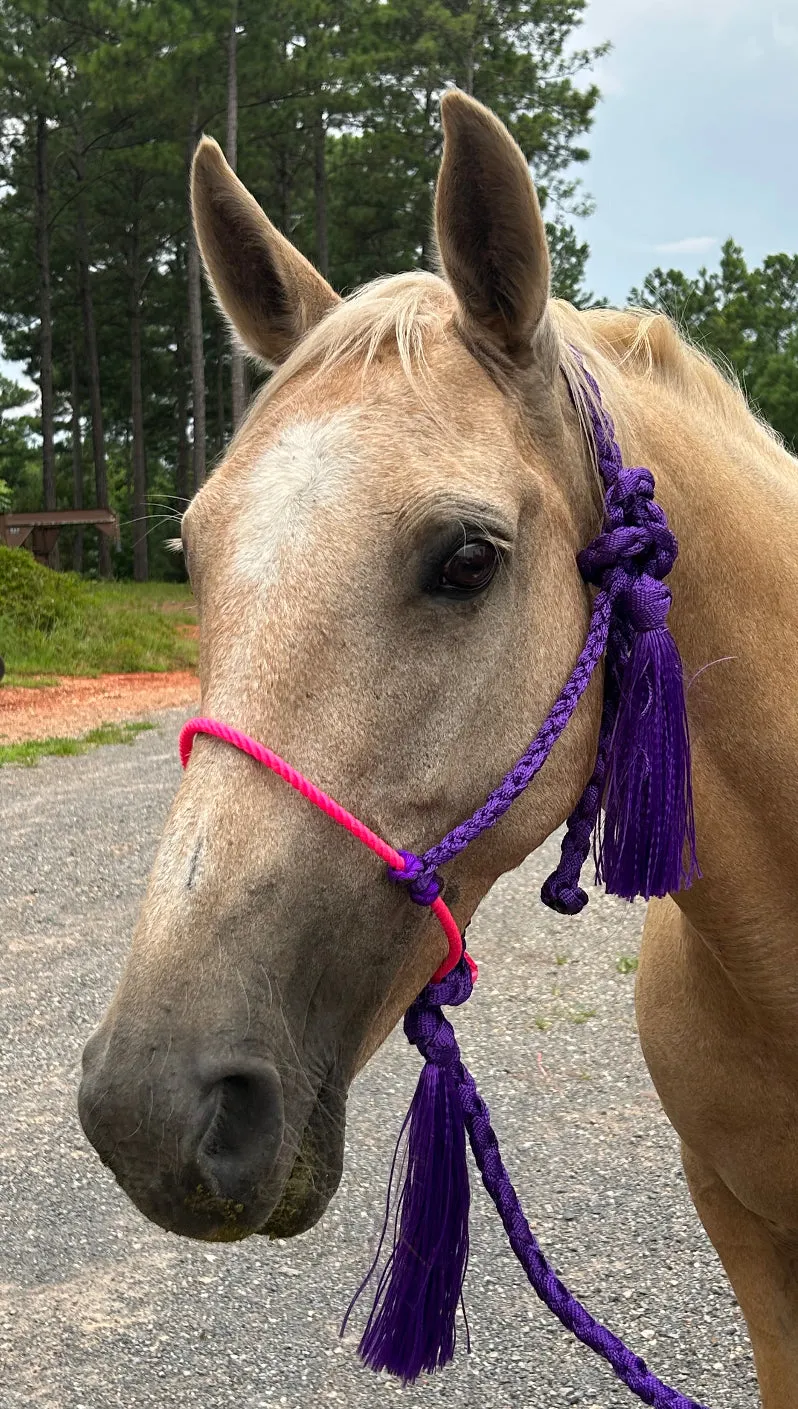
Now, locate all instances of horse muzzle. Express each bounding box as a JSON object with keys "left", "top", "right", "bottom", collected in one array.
[{"left": 78, "top": 1021, "right": 337, "bottom": 1240}]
